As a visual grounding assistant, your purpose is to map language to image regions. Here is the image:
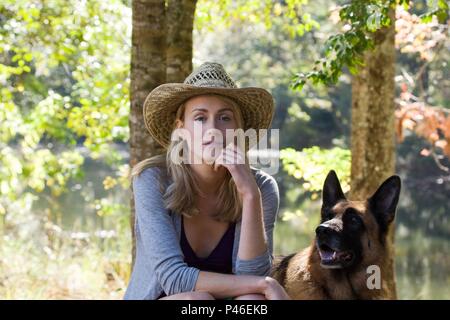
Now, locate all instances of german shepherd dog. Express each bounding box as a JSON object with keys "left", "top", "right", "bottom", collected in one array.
[{"left": 271, "top": 170, "right": 401, "bottom": 299}]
